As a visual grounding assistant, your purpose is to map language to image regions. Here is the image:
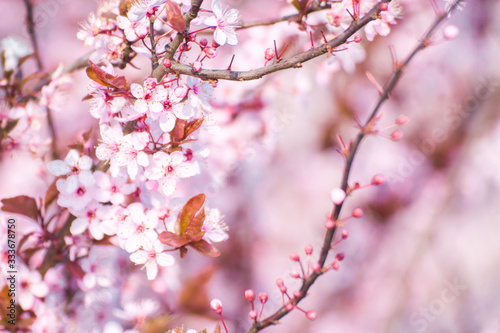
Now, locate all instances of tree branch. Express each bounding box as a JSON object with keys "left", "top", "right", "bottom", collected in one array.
[
  {"left": 245, "top": 2, "right": 462, "bottom": 332},
  {"left": 155, "top": 1, "right": 389, "bottom": 82}
]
